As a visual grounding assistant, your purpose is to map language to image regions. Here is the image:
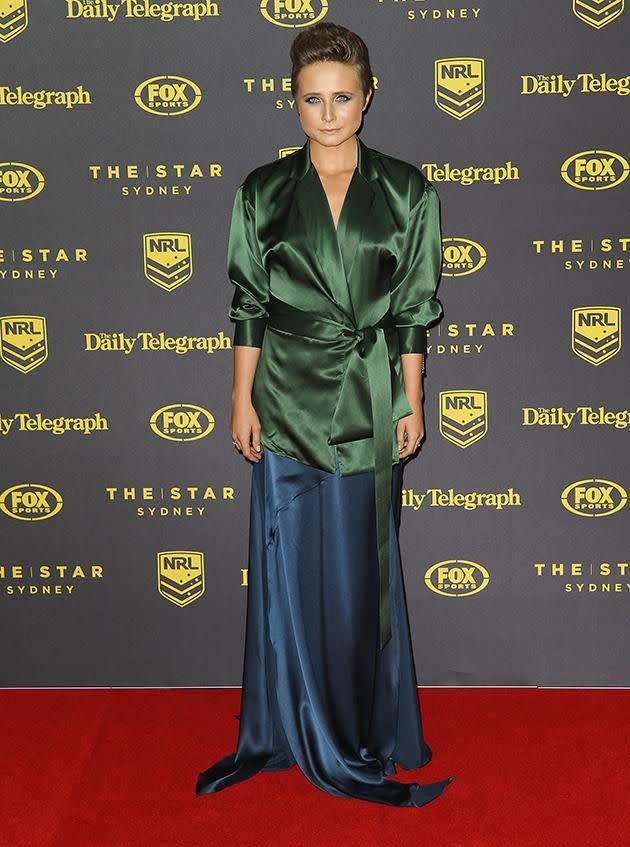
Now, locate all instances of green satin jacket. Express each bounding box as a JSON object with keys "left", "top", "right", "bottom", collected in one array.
[{"left": 227, "top": 134, "right": 444, "bottom": 650}]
